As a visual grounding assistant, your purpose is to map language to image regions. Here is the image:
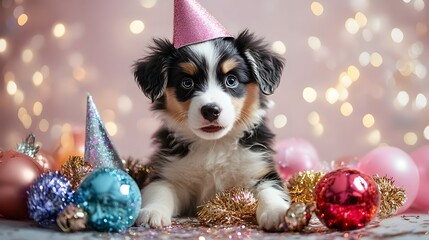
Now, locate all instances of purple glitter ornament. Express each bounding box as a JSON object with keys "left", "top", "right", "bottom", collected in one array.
[
  {"left": 84, "top": 94, "right": 124, "bottom": 170},
  {"left": 27, "top": 172, "right": 75, "bottom": 225}
]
